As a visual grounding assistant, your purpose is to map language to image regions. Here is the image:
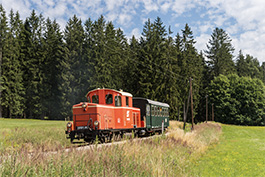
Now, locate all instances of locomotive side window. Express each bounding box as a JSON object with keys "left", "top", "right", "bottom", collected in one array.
[
  {"left": 126, "top": 97, "right": 129, "bottom": 107},
  {"left": 92, "top": 95, "right": 99, "bottom": 104},
  {"left": 106, "top": 94, "right": 113, "bottom": 104},
  {"left": 87, "top": 96, "right": 91, "bottom": 103},
  {"left": 115, "top": 95, "right": 122, "bottom": 107}
]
